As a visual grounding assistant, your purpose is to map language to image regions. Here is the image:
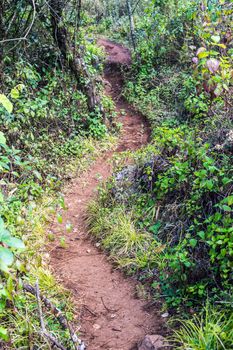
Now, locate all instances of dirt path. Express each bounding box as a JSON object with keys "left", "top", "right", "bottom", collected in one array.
[{"left": 50, "top": 39, "right": 162, "bottom": 350}]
